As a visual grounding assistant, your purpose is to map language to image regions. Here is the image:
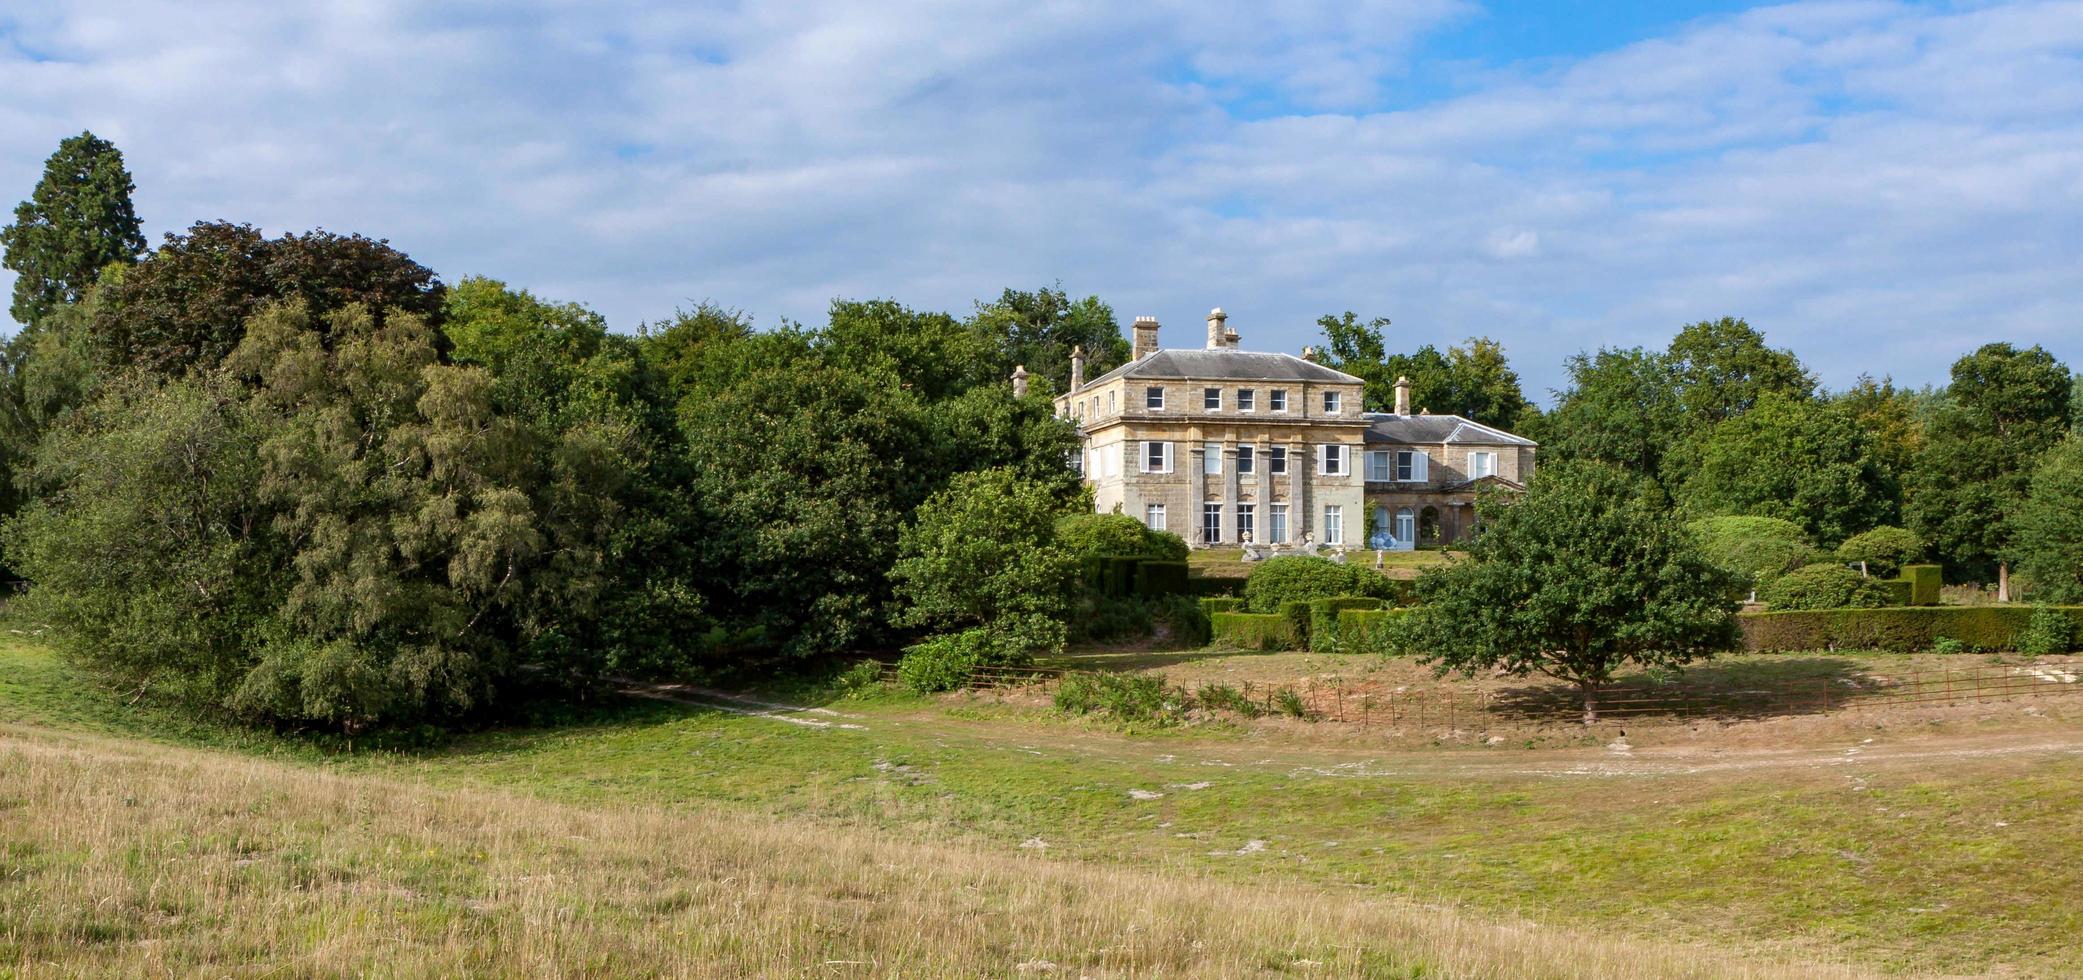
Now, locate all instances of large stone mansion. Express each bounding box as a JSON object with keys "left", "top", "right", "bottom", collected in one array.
[{"left": 1046, "top": 308, "right": 1536, "bottom": 550}]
